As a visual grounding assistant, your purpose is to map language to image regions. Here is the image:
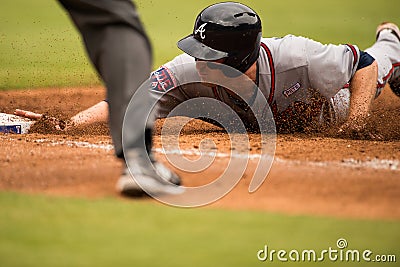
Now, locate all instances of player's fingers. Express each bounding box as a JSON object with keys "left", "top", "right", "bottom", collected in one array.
[
  {"left": 13, "top": 109, "right": 26, "bottom": 116},
  {"left": 14, "top": 109, "right": 43, "bottom": 120}
]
